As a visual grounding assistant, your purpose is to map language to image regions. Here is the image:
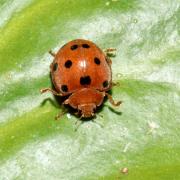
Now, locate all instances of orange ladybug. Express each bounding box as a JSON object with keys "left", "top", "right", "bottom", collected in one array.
[{"left": 41, "top": 39, "right": 121, "bottom": 118}]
